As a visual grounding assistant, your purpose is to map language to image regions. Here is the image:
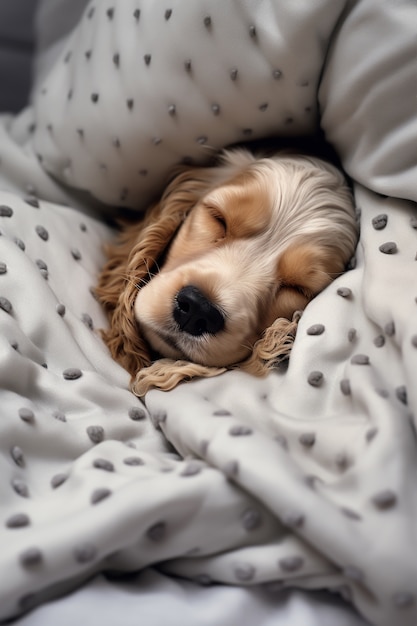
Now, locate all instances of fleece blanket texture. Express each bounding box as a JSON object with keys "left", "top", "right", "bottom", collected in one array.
[{"left": 0, "top": 1, "right": 416, "bottom": 624}]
